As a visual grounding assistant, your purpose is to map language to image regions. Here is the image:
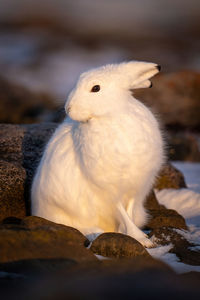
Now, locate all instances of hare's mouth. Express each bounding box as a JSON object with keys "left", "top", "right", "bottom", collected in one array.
[{"left": 80, "top": 117, "right": 93, "bottom": 124}]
